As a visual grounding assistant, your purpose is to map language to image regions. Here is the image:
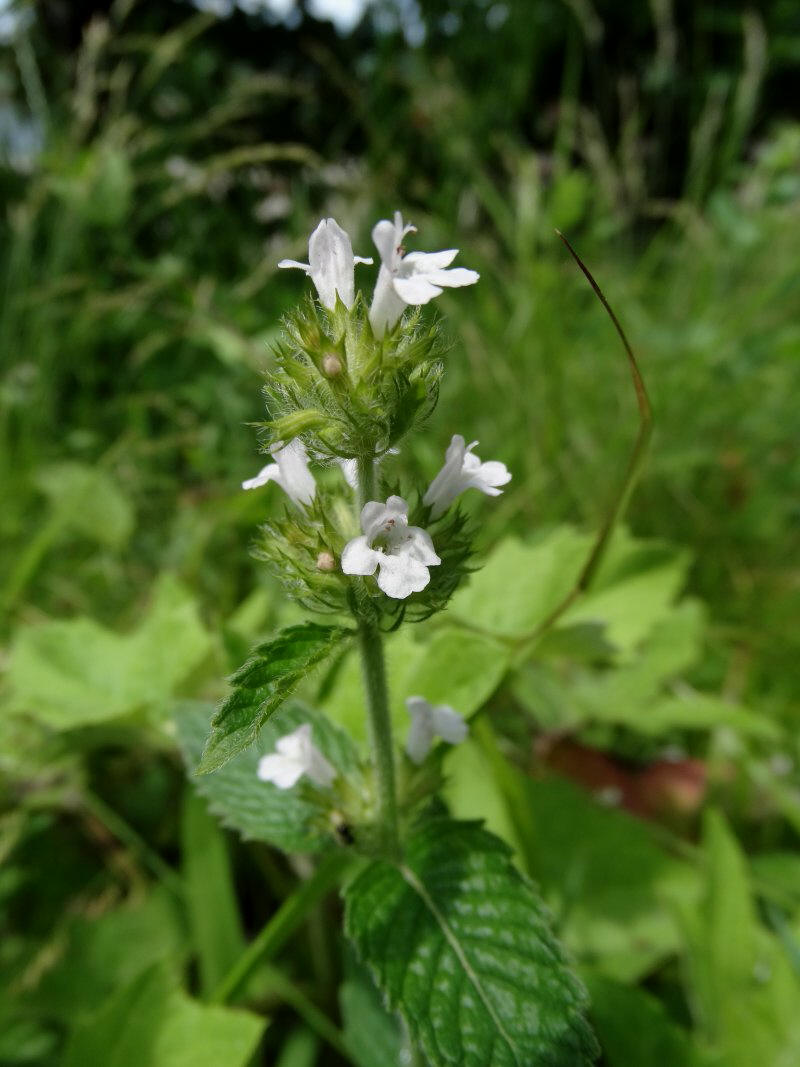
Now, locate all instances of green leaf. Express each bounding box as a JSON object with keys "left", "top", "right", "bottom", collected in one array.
[
  {"left": 584, "top": 972, "right": 706, "bottom": 1067},
  {"left": 181, "top": 787, "right": 246, "bottom": 997},
  {"left": 448, "top": 528, "right": 592, "bottom": 639},
  {"left": 345, "top": 818, "right": 599, "bottom": 1067},
  {"left": 6, "top": 575, "right": 212, "bottom": 728},
  {"left": 35, "top": 888, "right": 186, "bottom": 1024},
  {"left": 177, "top": 701, "right": 359, "bottom": 853},
  {"left": 503, "top": 776, "right": 700, "bottom": 982},
  {"left": 63, "top": 962, "right": 265, "bottom": 1067},
  {"left": 339, "top": 953, "right": 404, "bottom": 1067},
  {"left": 197, "top": 622, "right": 350, "bottom": 773},
  {"left": 36, "top": 461, "right": 134, "bottom": 548},
  {"left": 678, "top": 810, "right": 800, "bottom": 1066}
]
